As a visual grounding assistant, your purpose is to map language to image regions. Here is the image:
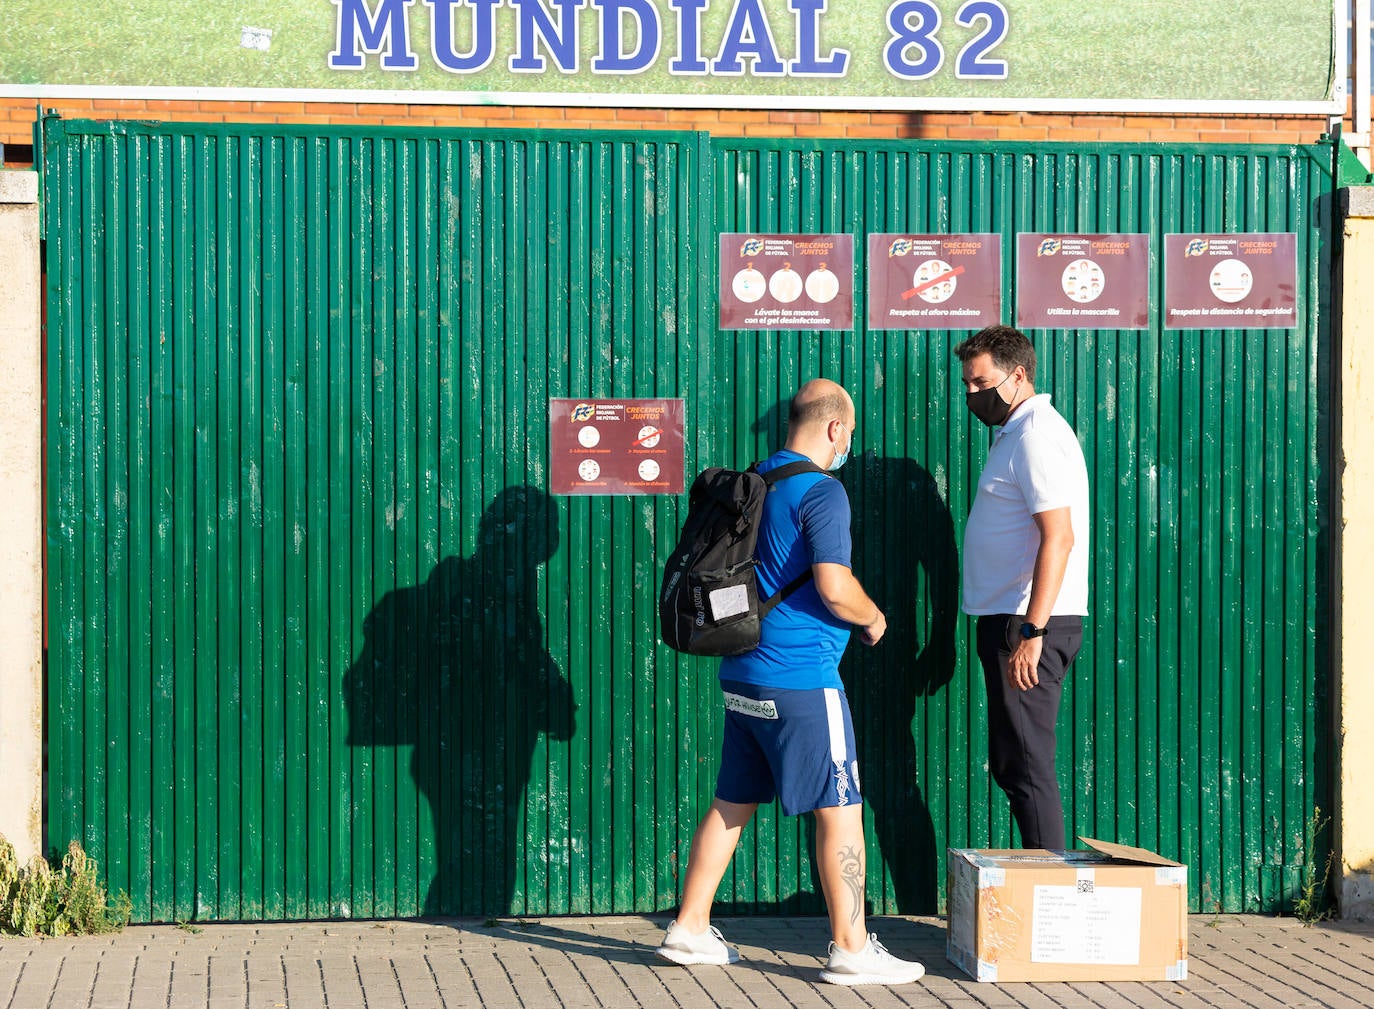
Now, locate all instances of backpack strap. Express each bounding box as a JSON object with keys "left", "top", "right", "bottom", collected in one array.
[
  {"left": 757, "top": 459, "right": 830, "bottom": 485},
  {"left": 752, "top": 459, "right": 835, "bottom": 618}
]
